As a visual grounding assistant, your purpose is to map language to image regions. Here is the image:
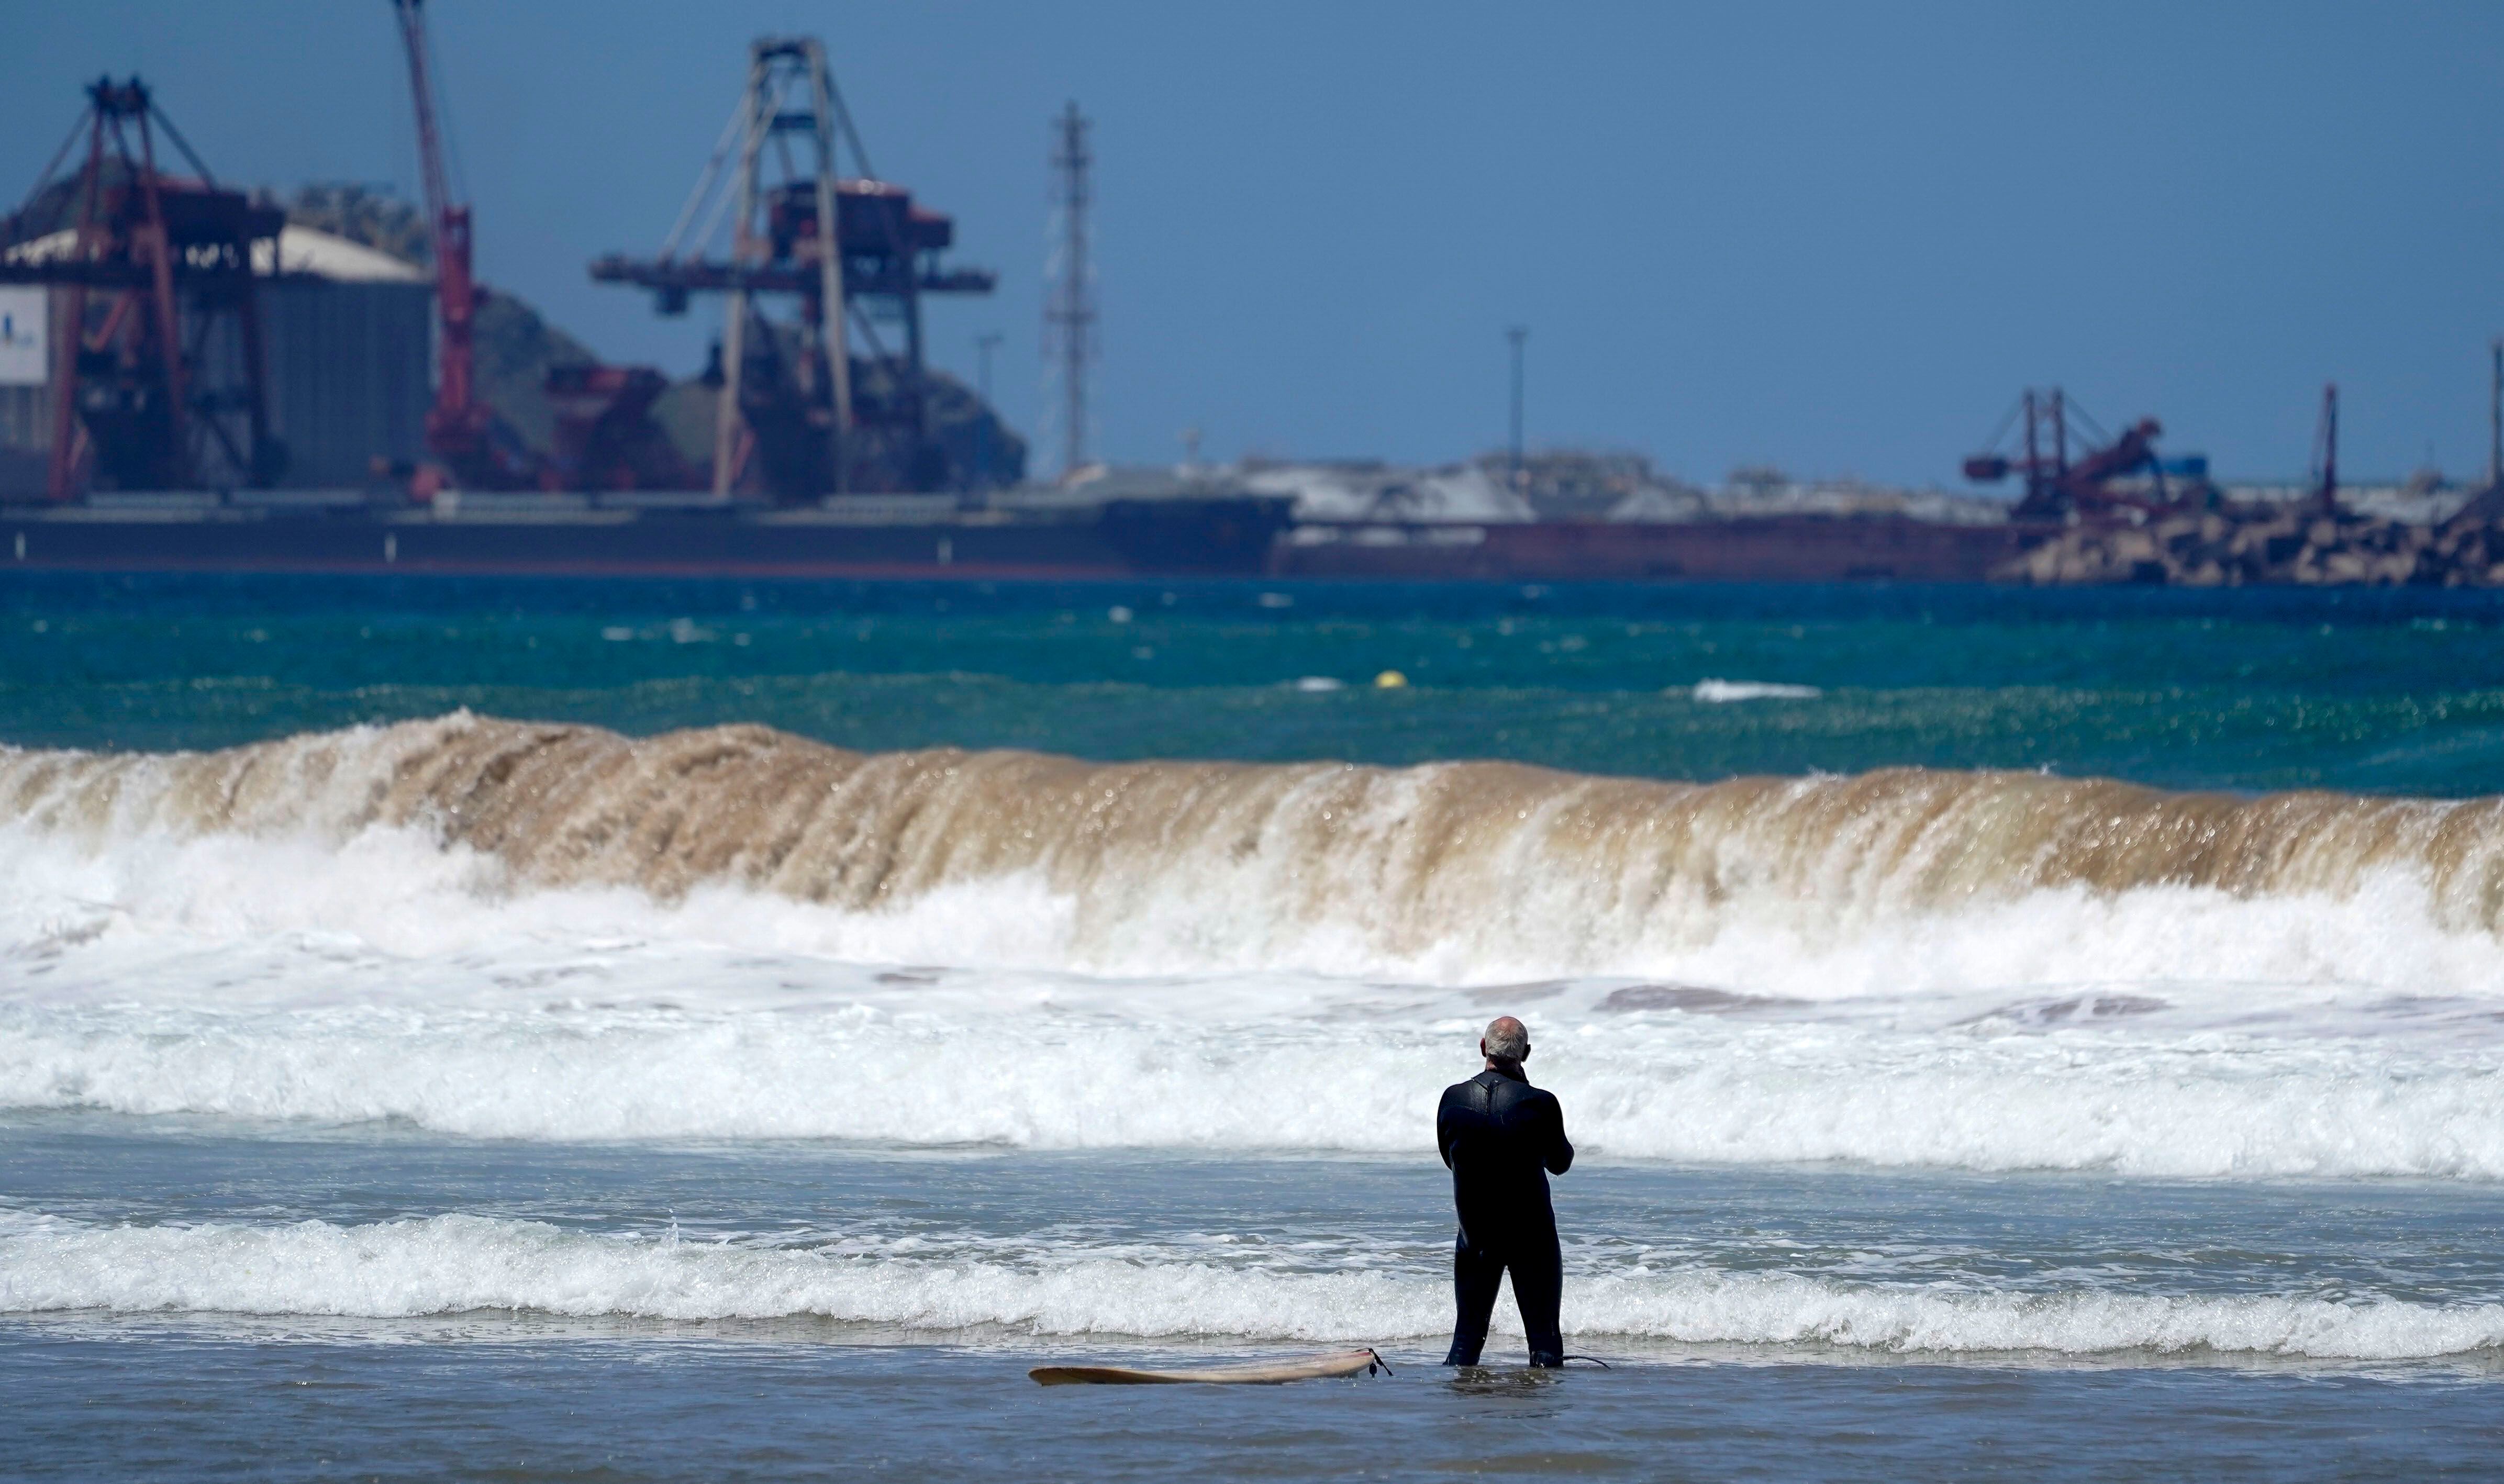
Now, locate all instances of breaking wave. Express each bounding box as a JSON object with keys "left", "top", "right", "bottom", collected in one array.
[
  {"left": 4, "top": 711, "right": 2503, "bottom": 989},
  {"left": 5, "top": 714, "right": 2504, "bottom": 1174},
  {"left": 5, "top": 1210, "right": 2498, "bottom": 1361}
]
